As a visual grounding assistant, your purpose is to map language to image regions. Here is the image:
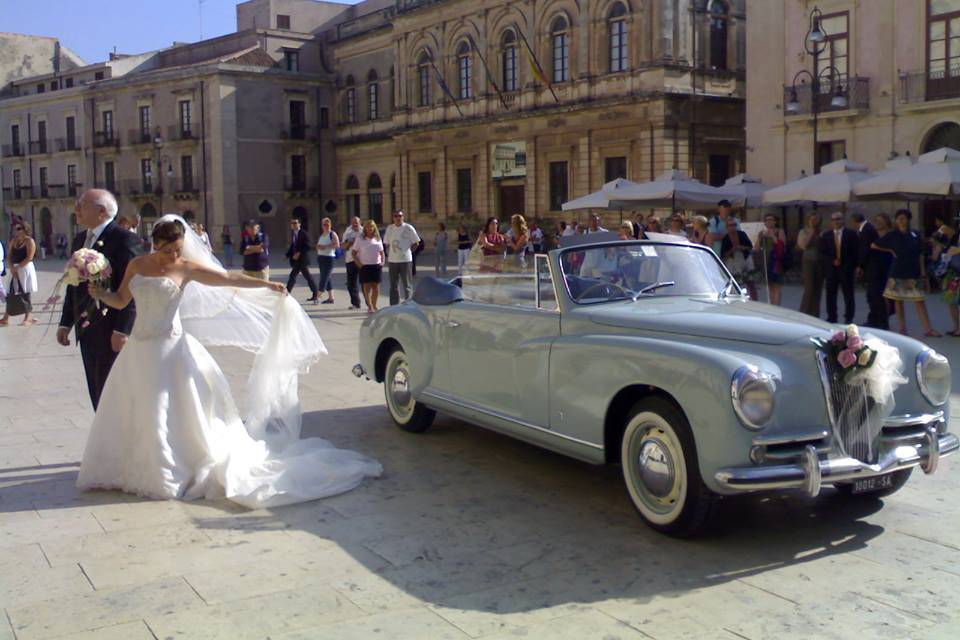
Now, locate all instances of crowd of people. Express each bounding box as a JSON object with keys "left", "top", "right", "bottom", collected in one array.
[{"left": 4, "top": 199, "right": 958, "bottom": 337}]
